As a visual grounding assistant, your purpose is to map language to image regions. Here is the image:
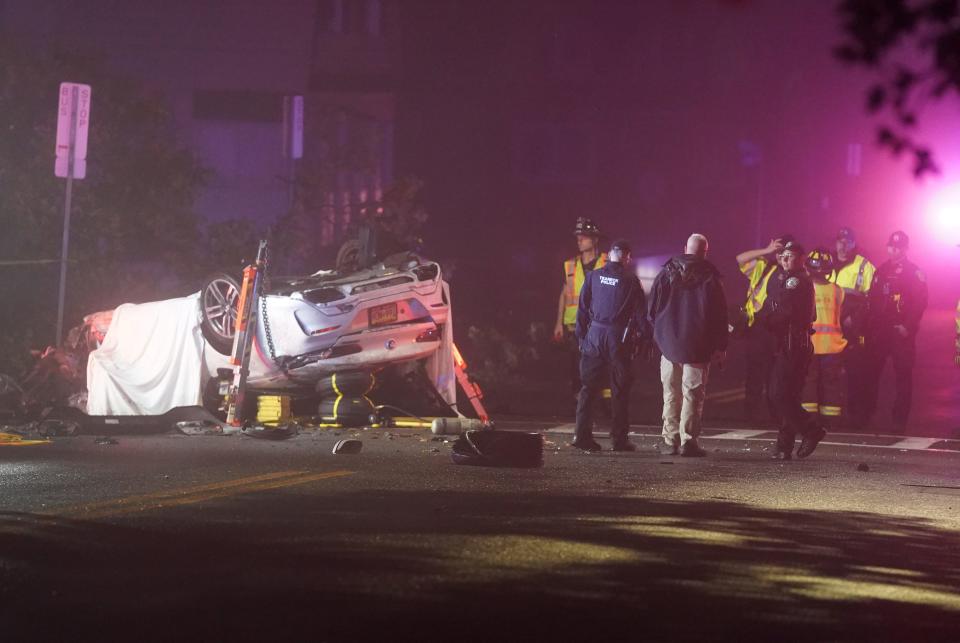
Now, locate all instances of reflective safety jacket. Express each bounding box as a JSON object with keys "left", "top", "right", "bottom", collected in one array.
[
  {"left": 830, "top": 254, "right": 875, "bottom": 296},
  {"left": 562, "top": 253, "right": 607, "bottom": 328},
  {"left": 829, "top": 254, "right": 874, "bottom": 339},
  {"left": 811, "top": 281, "right": 846, "bottom": 355},
  {"left": 739, "top": 257, "right": 778, "bottom": 327},
  {"left": 955, "top": 299, "right": 960, "bottom": 355}
]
